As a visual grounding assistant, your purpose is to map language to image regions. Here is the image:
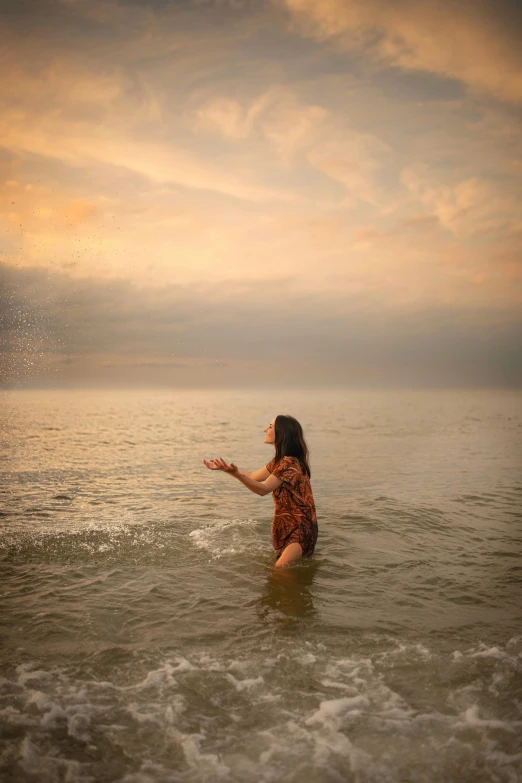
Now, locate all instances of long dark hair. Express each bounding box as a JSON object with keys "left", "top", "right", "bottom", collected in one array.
[{"left": 274, "top": 415, "right": 311, "bottom": 477}]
